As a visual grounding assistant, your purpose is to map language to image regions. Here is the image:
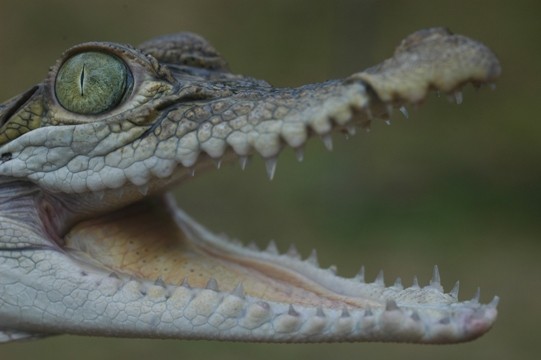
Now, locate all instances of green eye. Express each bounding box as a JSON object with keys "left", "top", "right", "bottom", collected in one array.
[{"left": 55, "top": 52, "right": 130, "bottom": 114}]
